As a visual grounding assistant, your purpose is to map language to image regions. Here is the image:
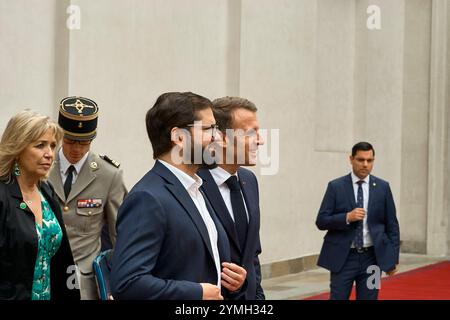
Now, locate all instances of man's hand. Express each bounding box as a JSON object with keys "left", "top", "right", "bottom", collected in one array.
[
  {"left": 386, "top": 264, "right": 399, "bottom": 276},
  {"left": 221, "top": 262, "right": 247, "bottom": 292},
  {"left": 347, "top": 208, "right": 366, "bottom": 222},
  {"left": 200, "top": 283, "right": 223, "bottom": 300}
]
